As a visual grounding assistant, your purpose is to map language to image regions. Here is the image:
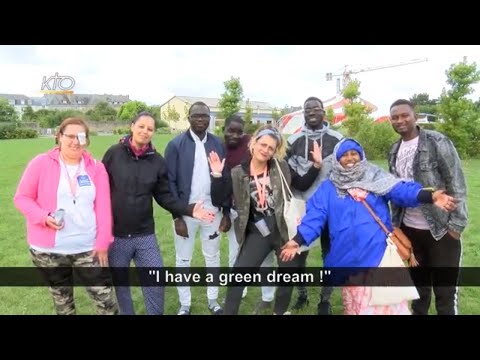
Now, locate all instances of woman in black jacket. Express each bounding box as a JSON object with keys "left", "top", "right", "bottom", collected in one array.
[{"left": 102, "top": 112, "right": 215, "bottom": 315}]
